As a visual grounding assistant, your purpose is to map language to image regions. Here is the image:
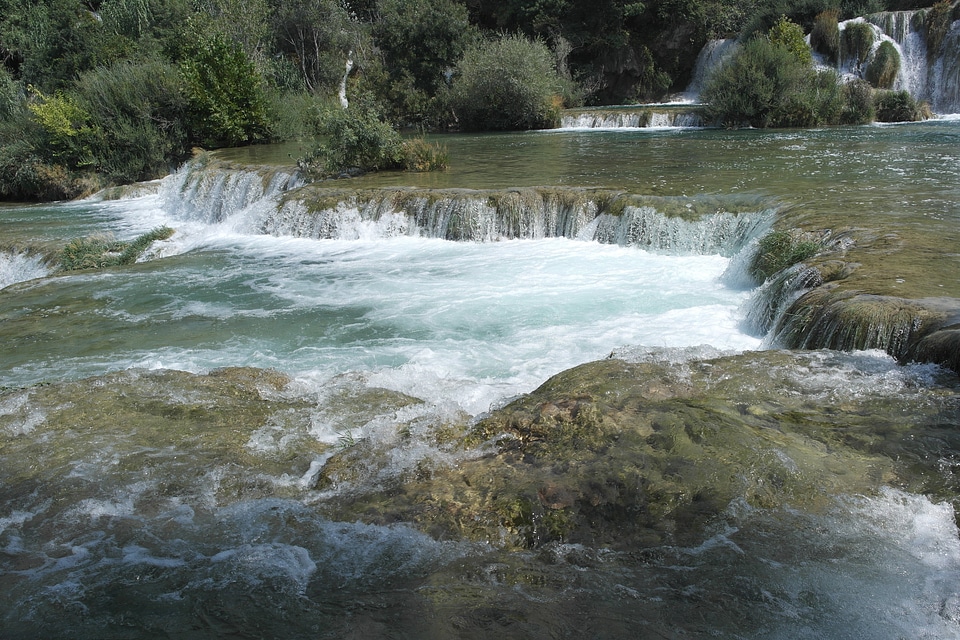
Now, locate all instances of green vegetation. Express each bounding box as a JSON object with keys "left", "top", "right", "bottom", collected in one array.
[
  {"left": 750, "top": 229, "right": 821, "bottom": 282},
  {"left": 0, "top": 0, "right": 945, "bottom": 199},
  {"left": 59, "top": 226, "right": 175, "bottom": 271},
  {"left": 873, "top": 89, "right": 924, "bottom": 122},
  {"left": 866, "top": 40, "right": 901, "bottom": 89},
  {"left": 700, "top": 29, "right": 847, "bottom": 128},
  {"left": 842, "top": 21, "right": 875, "bottom": 68},
  {"left": 924, "top": 0, "right": 954, "bottom": 58},
  {"left": 810, "top": 10, "right": 841, "bottom": 64},
  {"left": 451, "top": 34, "right": 568, "bottom": 131},
  {"left": 297, "top": 103, "right": 446, "bottom": 178}
]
